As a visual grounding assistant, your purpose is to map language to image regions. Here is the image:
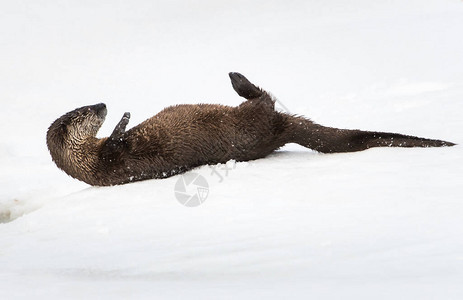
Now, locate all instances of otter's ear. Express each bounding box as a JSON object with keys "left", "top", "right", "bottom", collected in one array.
[{"left": 229, "top": 72, "right": 264, "bottom": 99}]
